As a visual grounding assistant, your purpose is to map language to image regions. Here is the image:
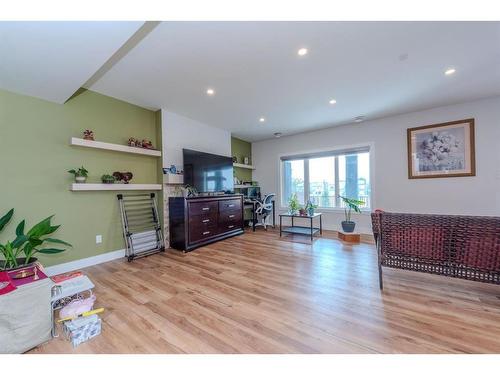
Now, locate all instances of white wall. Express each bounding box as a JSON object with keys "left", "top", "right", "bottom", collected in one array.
[
  {"left": 252, "top": 96, "right": 500, "bottom": 234},
  {"left": 161, "top": 110, "right": 231, "bottom": 168}
]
